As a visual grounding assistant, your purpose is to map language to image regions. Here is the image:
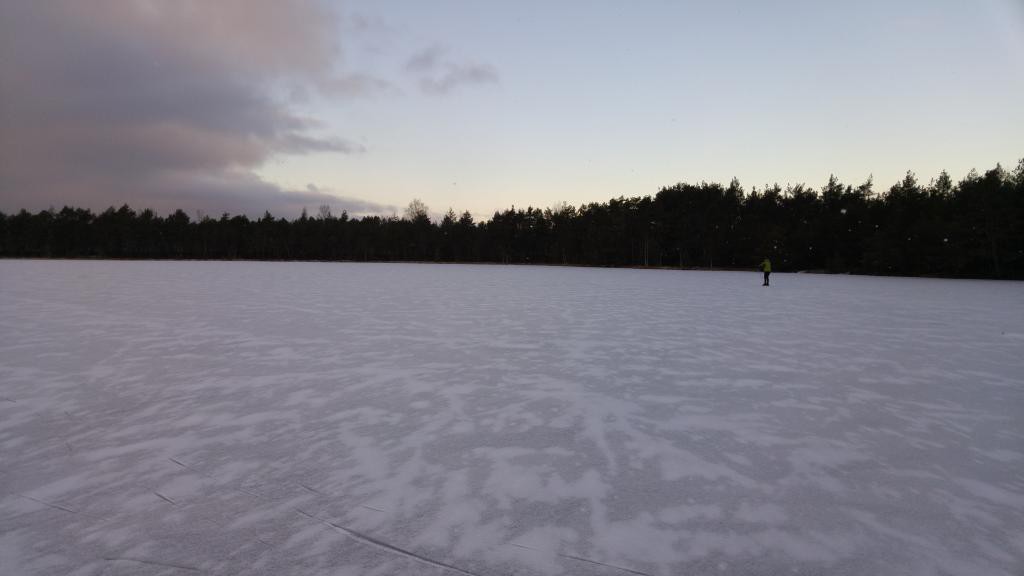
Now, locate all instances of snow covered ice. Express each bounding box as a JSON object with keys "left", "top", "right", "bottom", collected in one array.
[{"left": 1, "top": 260, "right": 1022, "bottom": 576}]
